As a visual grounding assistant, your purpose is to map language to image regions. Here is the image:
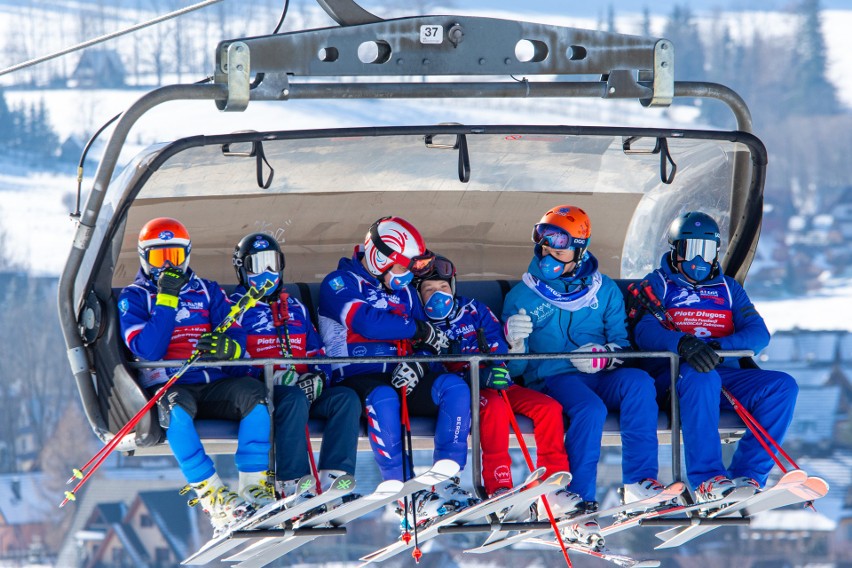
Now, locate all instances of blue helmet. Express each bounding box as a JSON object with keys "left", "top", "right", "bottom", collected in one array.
[
  {"left": 667, "top": 211, "right": 721, "bottom": 282},
  {"left": 233, "top": 232, "right": 285, "bottom": 298}
]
